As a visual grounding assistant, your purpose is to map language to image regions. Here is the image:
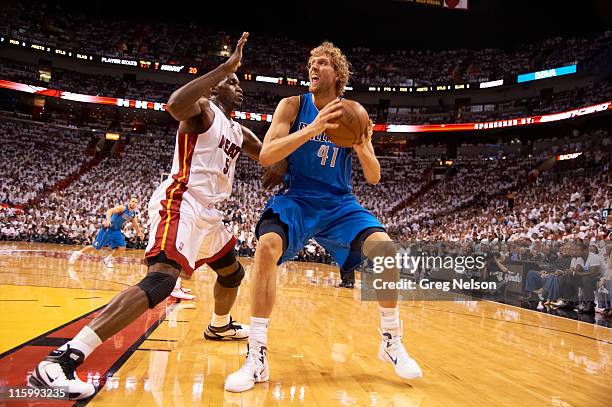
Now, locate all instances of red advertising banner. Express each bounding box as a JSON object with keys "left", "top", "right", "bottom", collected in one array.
[{"left": 1, "top": 79, "right": 610, "bottom": 132}]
